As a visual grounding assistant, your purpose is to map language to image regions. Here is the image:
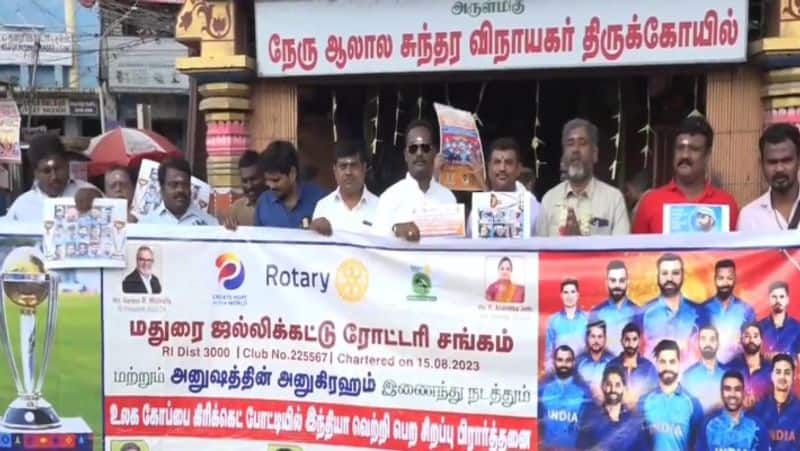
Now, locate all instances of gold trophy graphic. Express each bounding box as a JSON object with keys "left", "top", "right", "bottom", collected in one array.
[{"left": 0, "top": 247, "right": 60, "bottom": 429}]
